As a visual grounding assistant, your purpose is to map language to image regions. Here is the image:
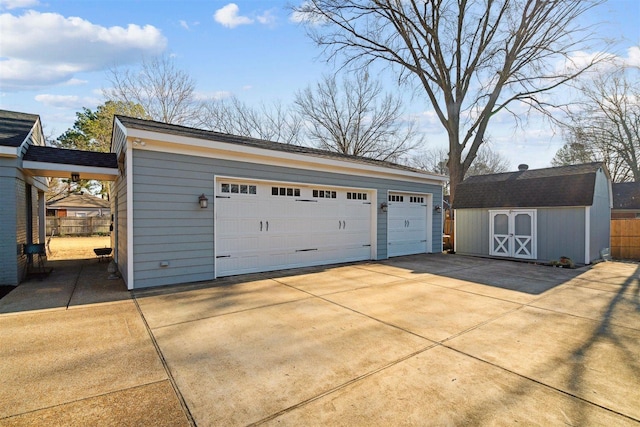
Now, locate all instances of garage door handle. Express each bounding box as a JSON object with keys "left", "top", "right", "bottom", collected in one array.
[
  {"left": 260, "top": 221, "right": 263, "bottom": 231},
  {"left": 343, "top": 221, "right": 346, "bottom": 229},
  {"left": 339, "top": 221, "right": 342, "bottom": 230},
  {"left": 266, "top": 221, "right": 269, "bottom": 231}
]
